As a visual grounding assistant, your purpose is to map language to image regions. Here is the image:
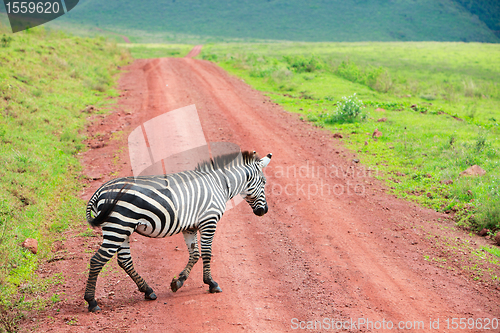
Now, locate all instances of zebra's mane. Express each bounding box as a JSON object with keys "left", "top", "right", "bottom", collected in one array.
[{"left": 195, "top": 151, "right": 259, "bottom": 172}]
